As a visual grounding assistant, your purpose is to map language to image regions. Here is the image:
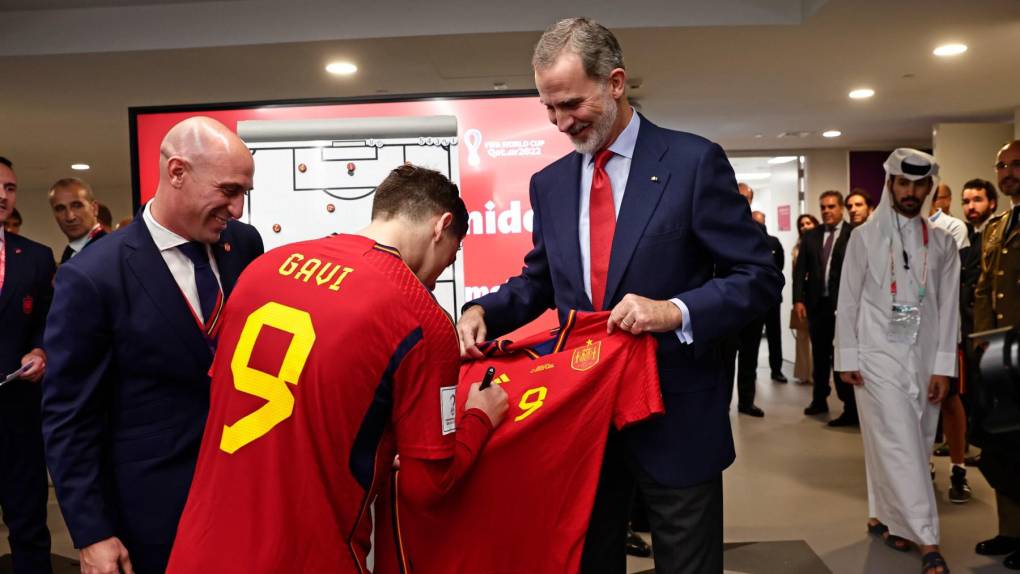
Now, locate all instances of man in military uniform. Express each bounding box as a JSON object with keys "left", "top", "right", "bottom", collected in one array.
[{"left": 973, "top": 139, "right": 1020, "bottom": 570}]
